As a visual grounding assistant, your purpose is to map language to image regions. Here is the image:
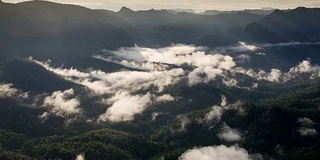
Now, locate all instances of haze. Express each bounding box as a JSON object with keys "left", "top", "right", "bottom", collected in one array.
[{"left": 3, "top": 0, "right": 320, "bottom": 12}]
